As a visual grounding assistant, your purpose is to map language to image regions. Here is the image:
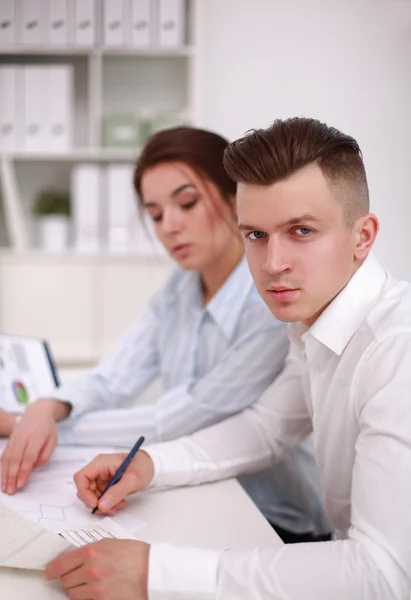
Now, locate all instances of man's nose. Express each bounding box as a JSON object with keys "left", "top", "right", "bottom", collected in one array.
[{"left": 262, "top": 236, "right": 292, "bottom": 276}]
